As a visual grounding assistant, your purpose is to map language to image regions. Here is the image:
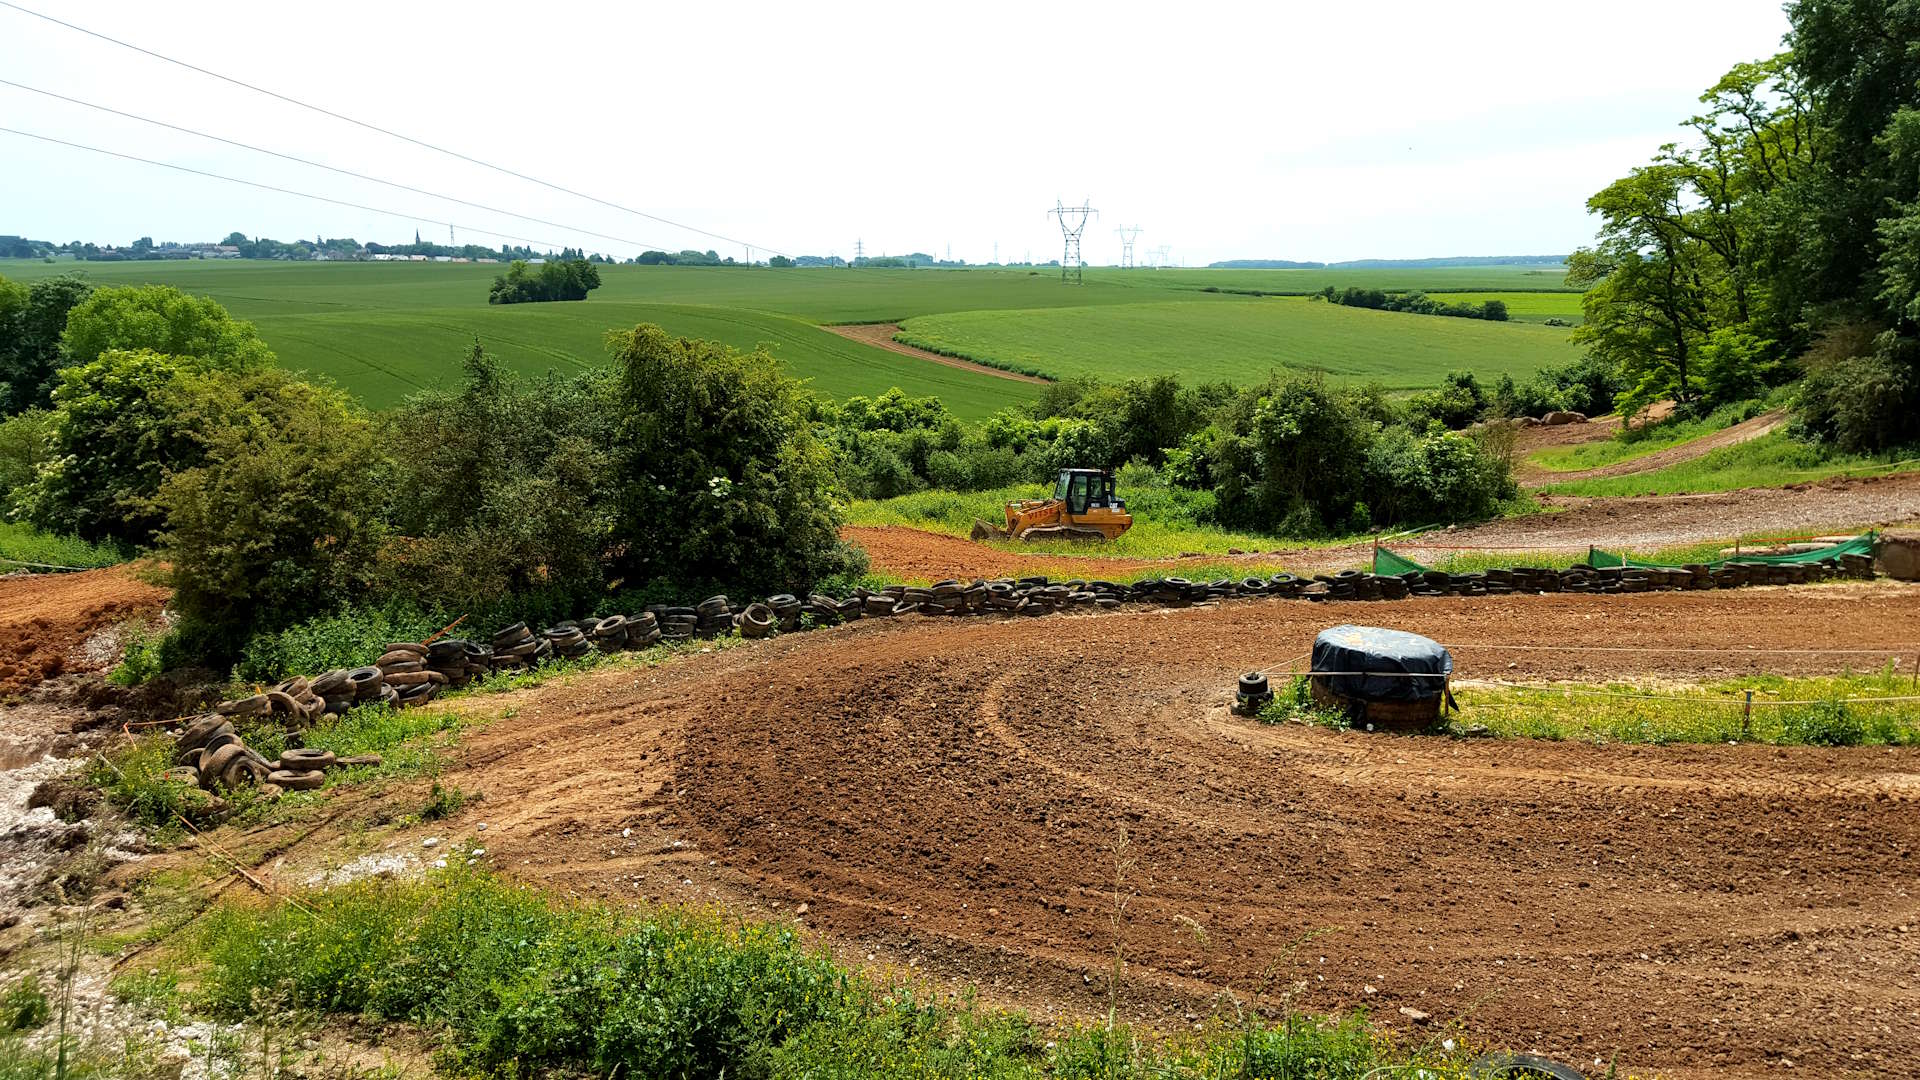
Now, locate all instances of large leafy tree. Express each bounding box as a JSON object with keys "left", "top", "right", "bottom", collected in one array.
[{"left": 60, "top": 284, "right": 274, "bottom": 369}]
